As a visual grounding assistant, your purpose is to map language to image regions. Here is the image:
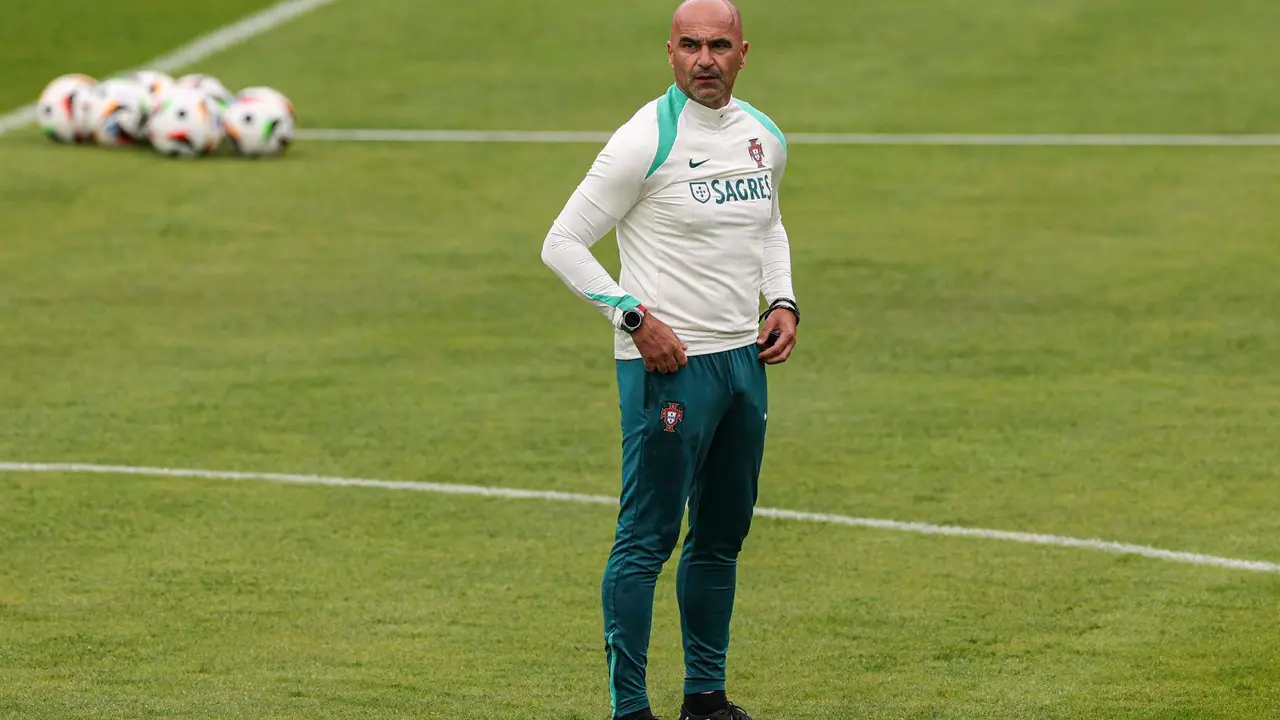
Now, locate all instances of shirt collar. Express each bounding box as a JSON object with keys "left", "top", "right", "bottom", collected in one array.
[{"left": 681, "top": 90, "right": 736, "bottom": 128}]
